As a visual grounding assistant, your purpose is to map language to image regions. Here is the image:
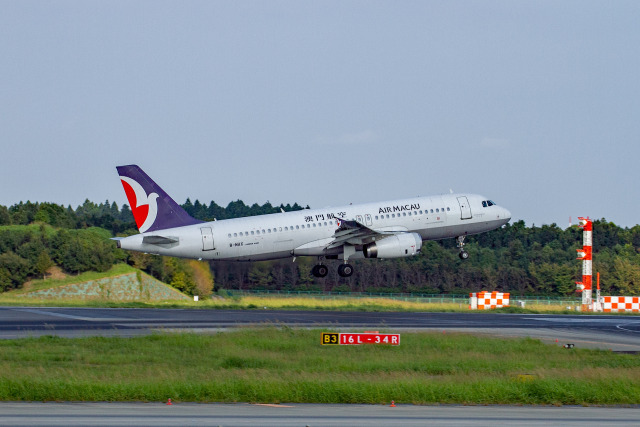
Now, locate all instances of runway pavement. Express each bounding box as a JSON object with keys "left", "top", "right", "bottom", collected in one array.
[
  {"left": 0, "top": 402, "right": 638, "bottom": 426},
  {"left": 1, "top": 306, "right": 640, "bottom": 350}
]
